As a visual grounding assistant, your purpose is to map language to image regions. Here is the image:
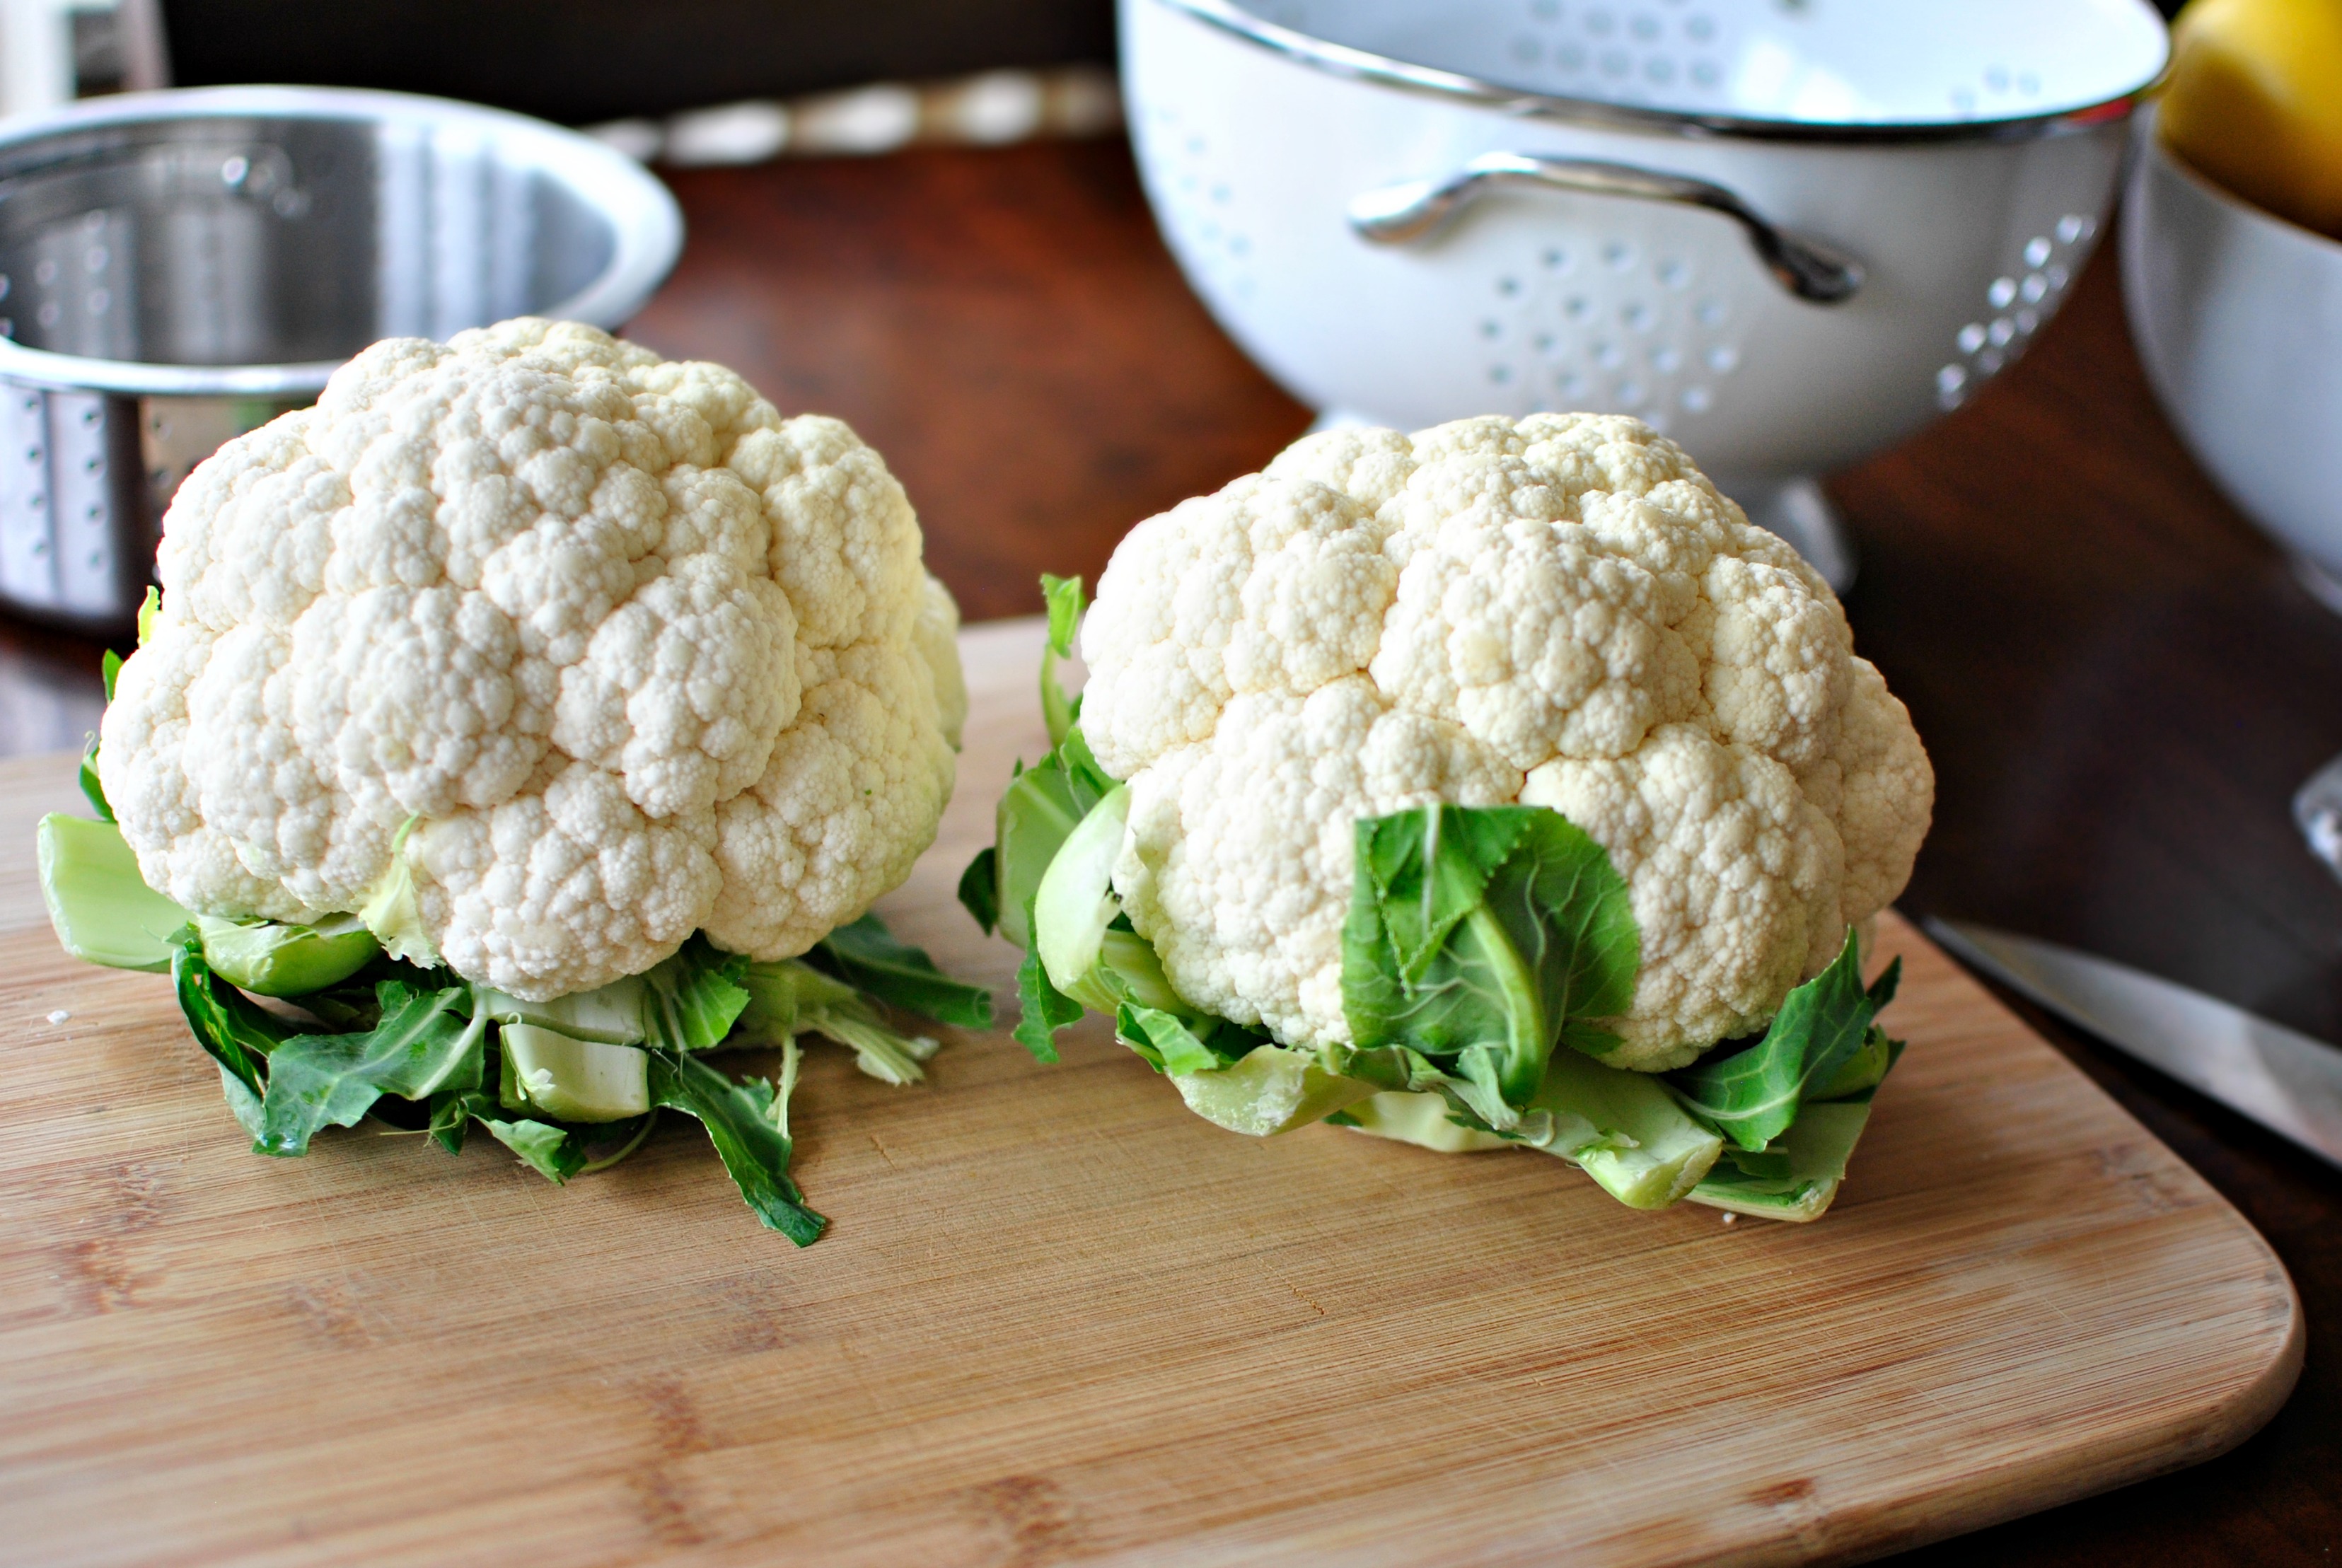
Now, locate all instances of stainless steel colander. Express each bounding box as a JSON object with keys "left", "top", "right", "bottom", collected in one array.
[{"left": 0, "top": 86, "right": 680, "bottom": 632}]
